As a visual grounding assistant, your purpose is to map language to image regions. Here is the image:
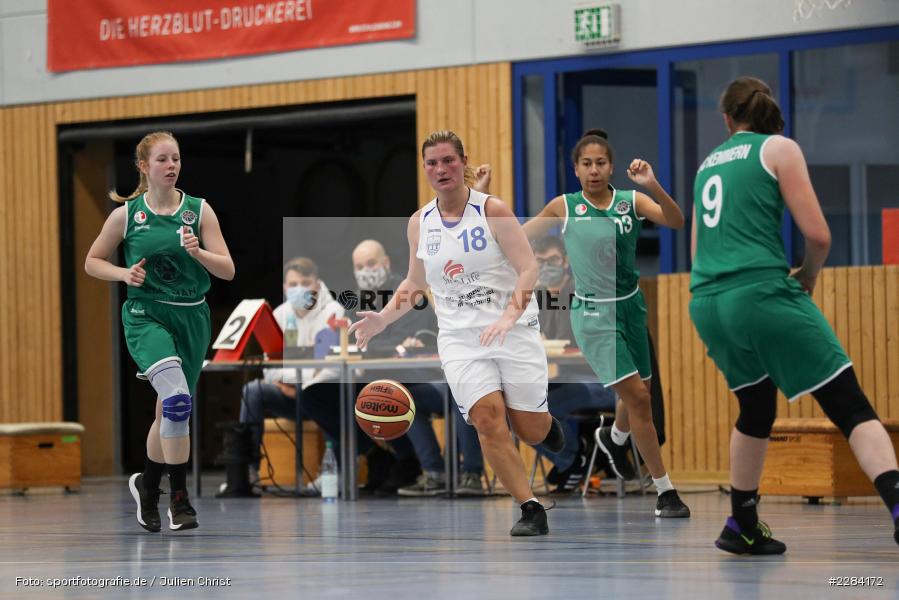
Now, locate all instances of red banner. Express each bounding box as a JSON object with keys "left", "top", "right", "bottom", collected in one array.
[{"left": 47, "top": 0, "right": 416, "bottom": 72}]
